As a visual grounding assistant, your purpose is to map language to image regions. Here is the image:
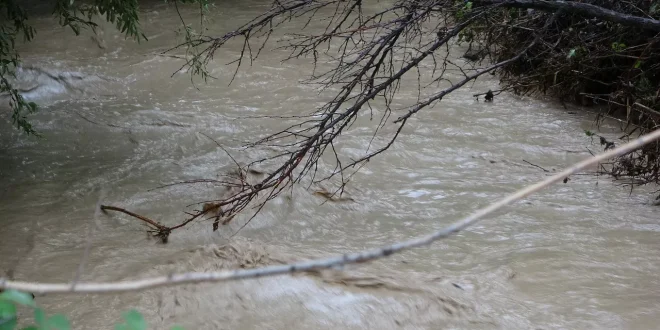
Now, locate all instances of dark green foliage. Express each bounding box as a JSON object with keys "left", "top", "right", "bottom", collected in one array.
[
  {"left": 0, "top": 0, "right": 208, "bottom": 136},
  {"left": 0, "top": 0, "right": 148, "bottom": 135},
  {"left": 1, "top": 0, "right": 39, "bottom": 135},
  {"left": 51, "top": 0, "right": 147, "bottom": 41}
]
